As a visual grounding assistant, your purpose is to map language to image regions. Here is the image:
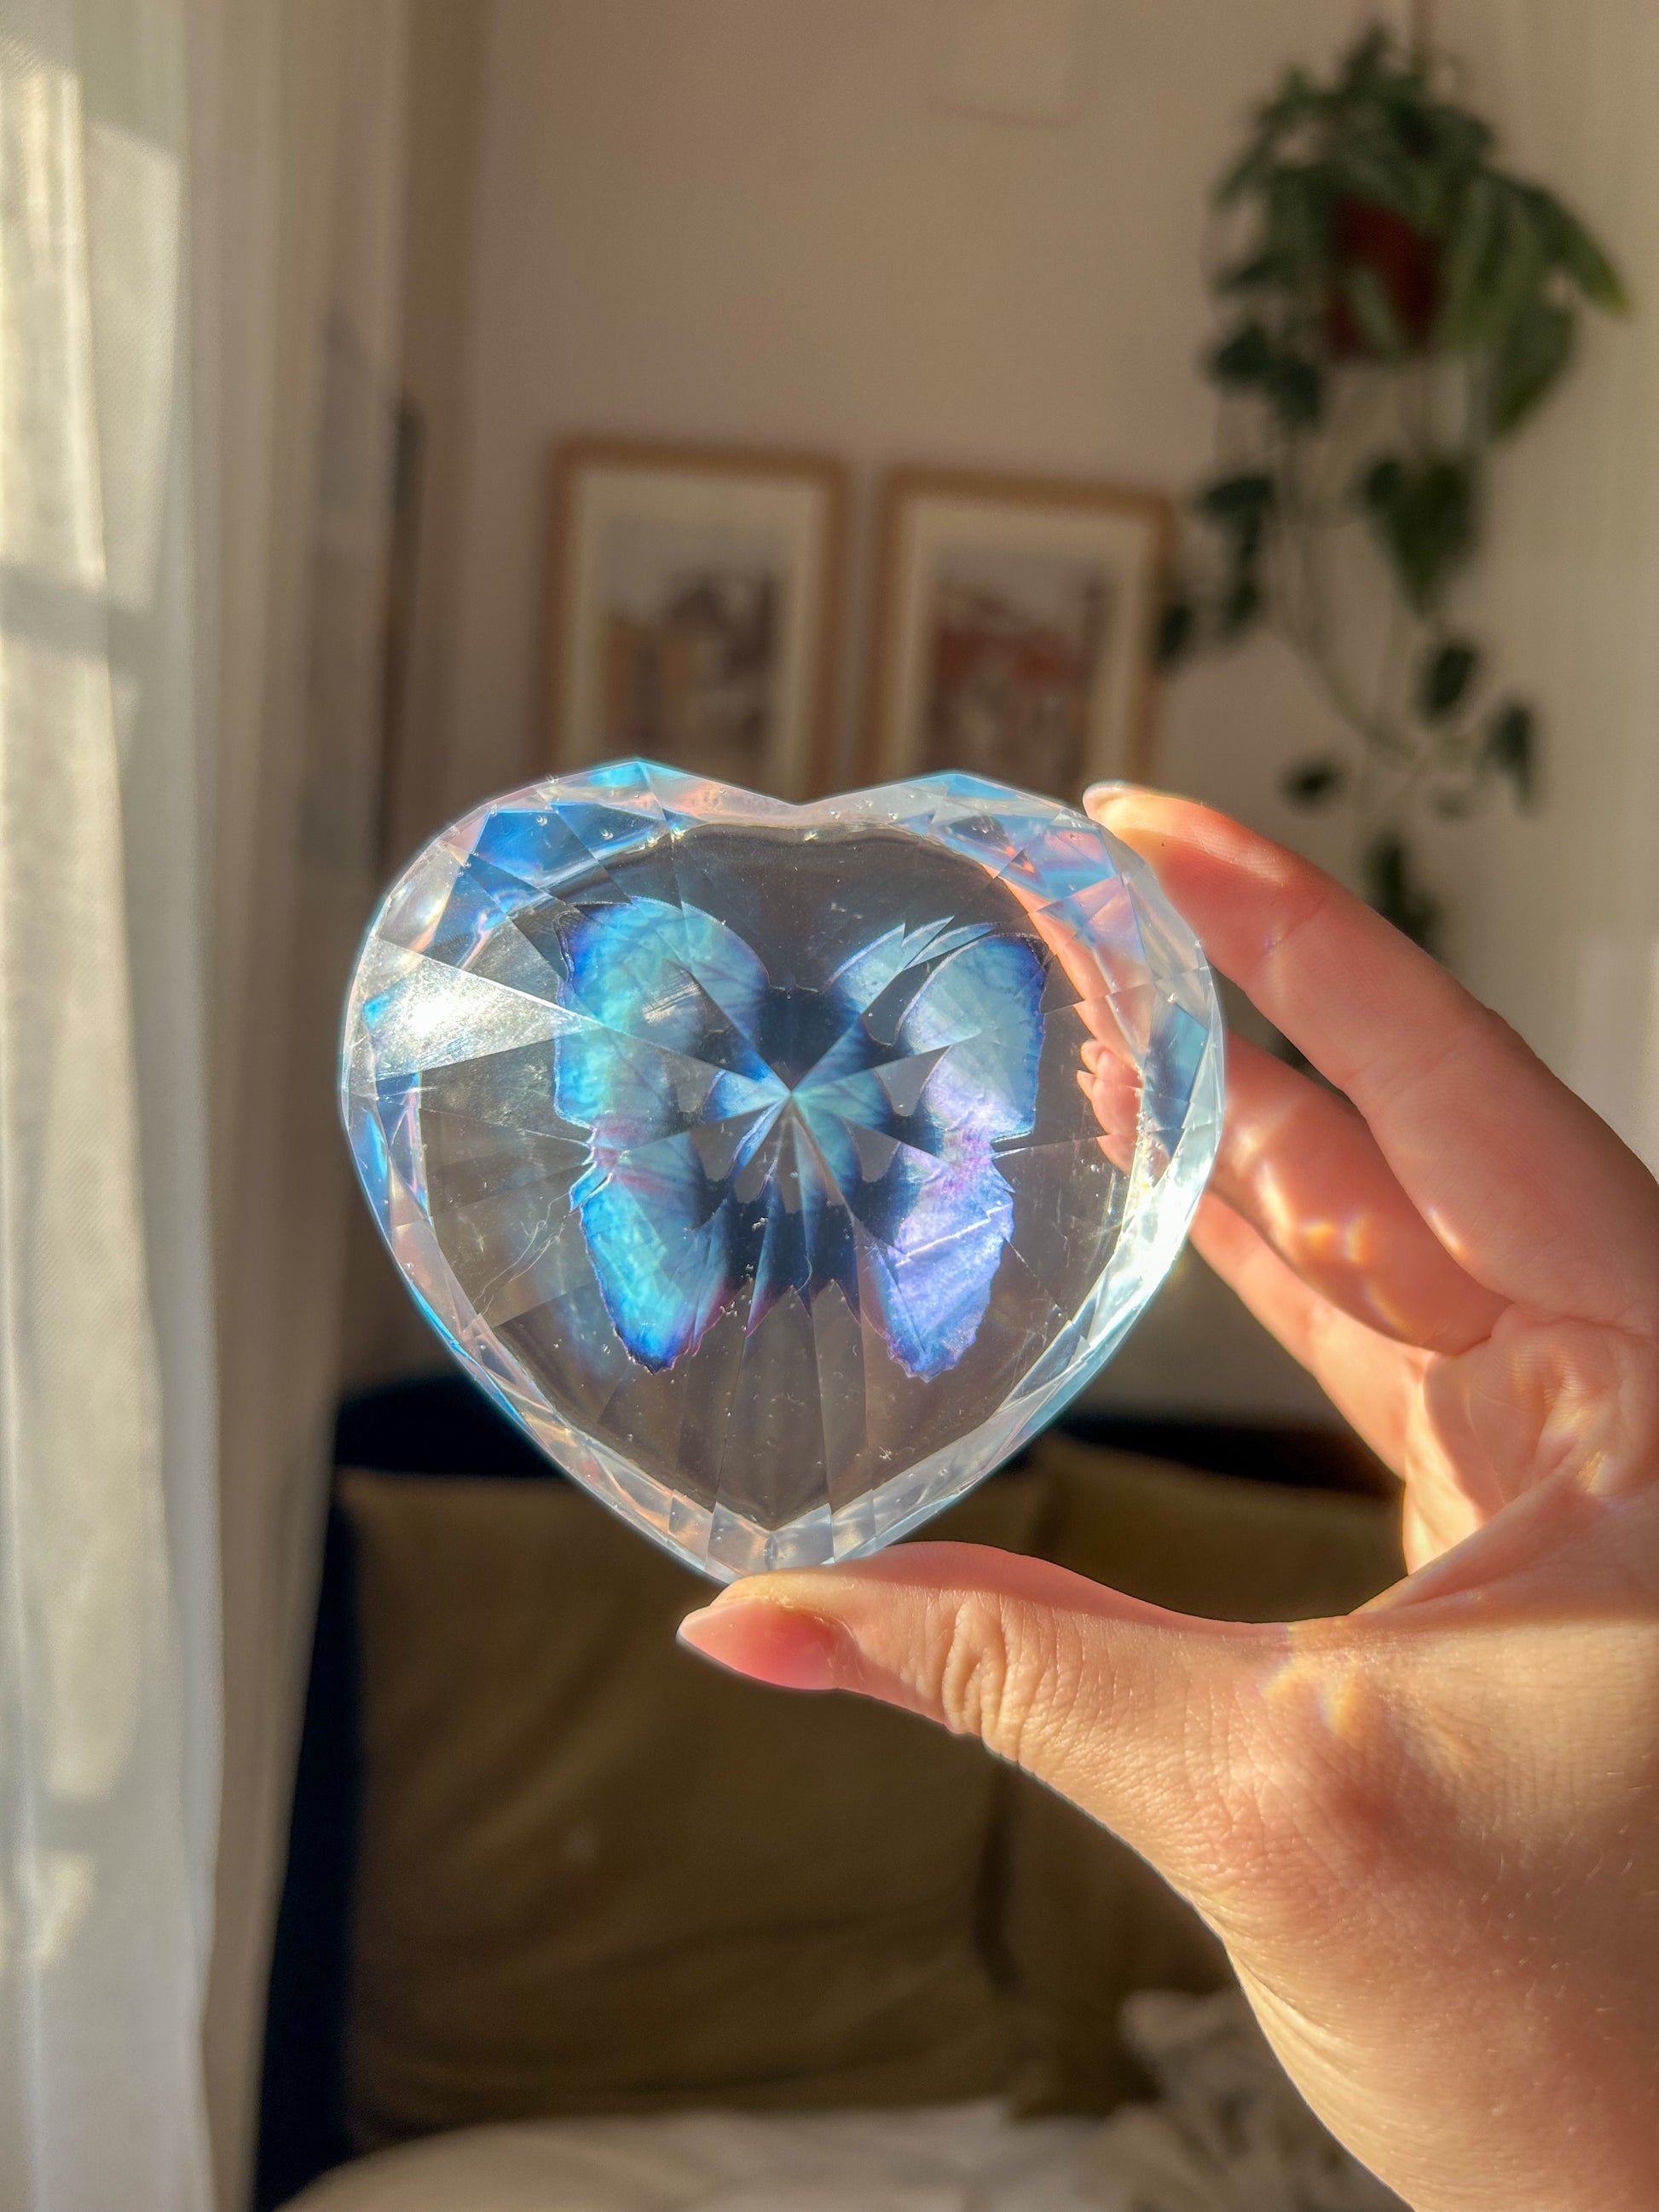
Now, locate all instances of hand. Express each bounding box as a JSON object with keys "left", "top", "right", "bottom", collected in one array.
[{"left": 679, "top": 792, "right": 1659, "bottom": 2212}]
